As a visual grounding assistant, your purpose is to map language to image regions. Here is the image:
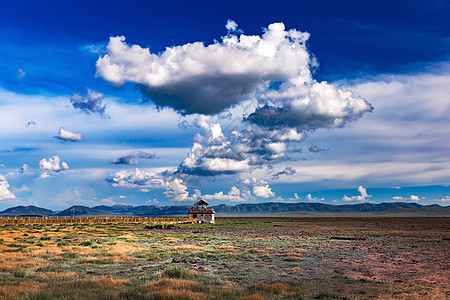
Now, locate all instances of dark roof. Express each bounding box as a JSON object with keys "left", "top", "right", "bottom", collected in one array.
[{"left": 194, "top": 199, "right": 209, "bottom": 206}]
